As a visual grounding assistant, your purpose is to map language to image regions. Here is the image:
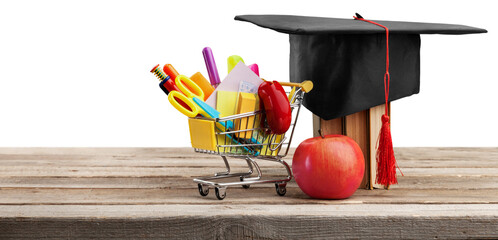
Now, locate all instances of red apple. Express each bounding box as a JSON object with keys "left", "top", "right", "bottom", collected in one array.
[{"left": 292, "top": 134, "right": 365, "bottom": 199}]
